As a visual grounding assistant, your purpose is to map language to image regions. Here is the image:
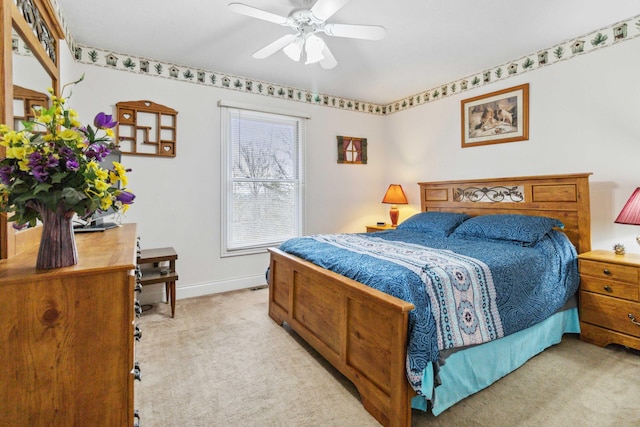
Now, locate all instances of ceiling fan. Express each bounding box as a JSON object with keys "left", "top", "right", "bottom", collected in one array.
[{"left": 228, "top": 0, "right": 386, "bottom": 69}]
